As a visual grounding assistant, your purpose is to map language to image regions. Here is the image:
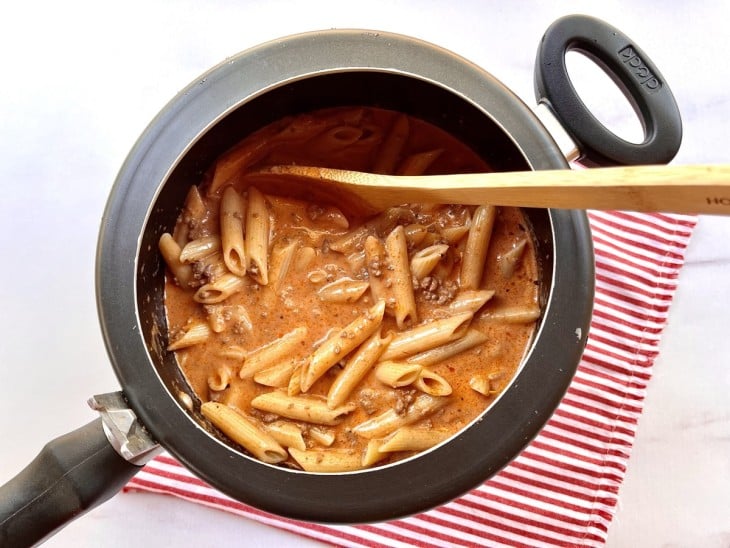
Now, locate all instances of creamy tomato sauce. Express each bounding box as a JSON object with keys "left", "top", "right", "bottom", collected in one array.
[{"left": 162, "top": 107, "right": 539, "bottom": 470}]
